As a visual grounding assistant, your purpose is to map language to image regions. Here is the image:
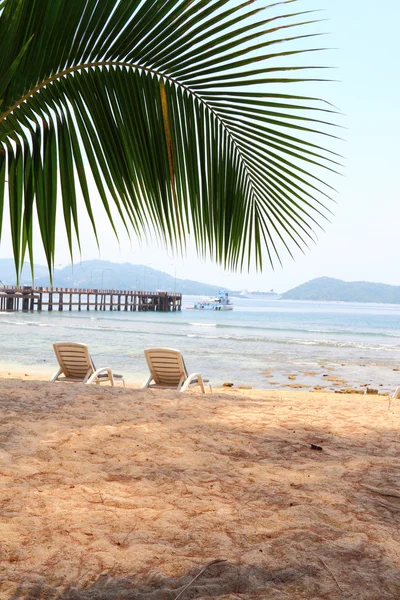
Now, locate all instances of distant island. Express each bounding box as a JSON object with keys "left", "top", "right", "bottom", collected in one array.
[
  {"left": 0, "top": 258, "right": 280, "bottom": 297},
  {"left": 0, "top": 258, "right": 228, "bottom": 296},
  {"left": 2, "top": 260, "right": 398, "bottom": 304},
  {"left": 282, "top": 277, "right": 400, "bottom": 304}
]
